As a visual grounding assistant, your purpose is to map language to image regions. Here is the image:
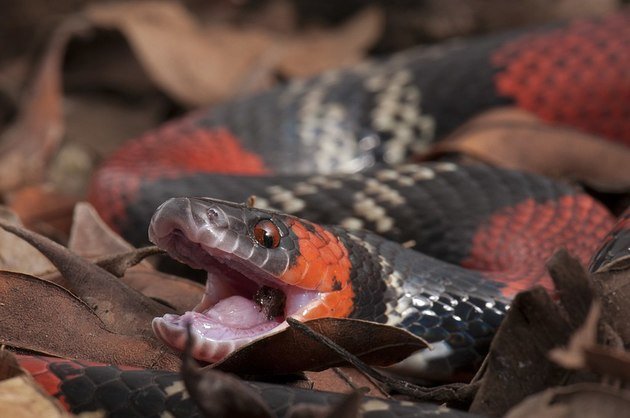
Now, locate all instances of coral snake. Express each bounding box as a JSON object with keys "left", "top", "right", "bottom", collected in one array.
[{"left": 11, "top": 10, "right": 630, "bottom": 417}]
